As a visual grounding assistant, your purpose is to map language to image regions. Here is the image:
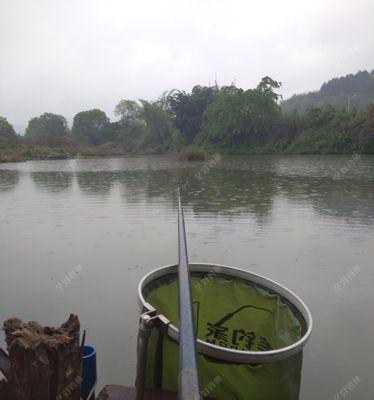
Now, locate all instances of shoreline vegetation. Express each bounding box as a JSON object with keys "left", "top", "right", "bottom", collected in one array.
[
  {"left": 1, "top": 73, "right": 374, "bottom": 163},
  {"left": 0, "top": 142, "right": 130, "bottom": 163}
]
